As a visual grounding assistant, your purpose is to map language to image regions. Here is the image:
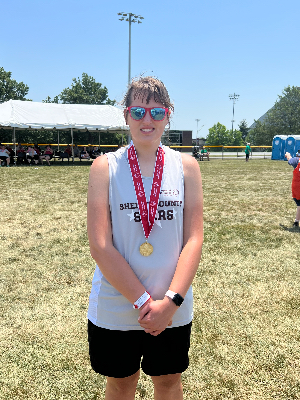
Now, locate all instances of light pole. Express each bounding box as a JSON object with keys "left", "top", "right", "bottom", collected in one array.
[
  {"left": 229, "top": 93, "right": 239, "bottom": 134},
  {"left": 118, "top": 12, "right": 144, "bottom": 84},
  {"left": 195, "top": 119, "right": 200, "bottom": 145},
  {"left": 195, "top": 119, "right": 204, "bottom": 145}
]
